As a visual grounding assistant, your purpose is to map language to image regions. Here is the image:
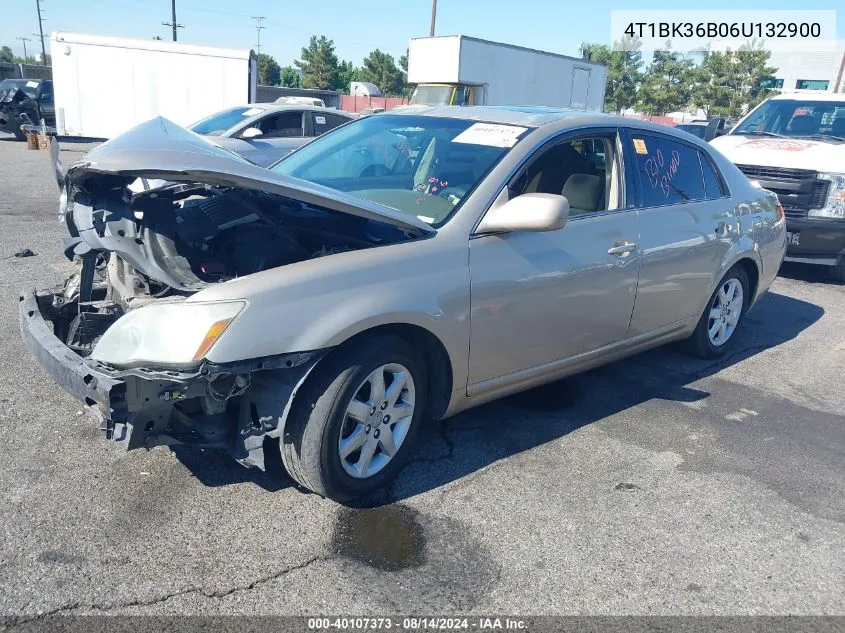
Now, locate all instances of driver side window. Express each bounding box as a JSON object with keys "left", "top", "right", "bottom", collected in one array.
[
  {"left": 249, "top": 112, "right": 305, "bottom": 138},
  {"left": 509, "top": 134, "right": 622, "bottom": 216}
]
